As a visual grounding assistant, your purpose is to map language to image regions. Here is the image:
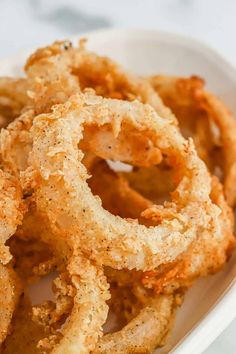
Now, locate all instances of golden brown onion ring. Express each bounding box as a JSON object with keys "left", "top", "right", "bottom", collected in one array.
[
  {"left": 13, "top": 205, "right": 176, "bottom": 354},
  {"left": 121, "top": 166, "right": 235, "bottom": 293},
  {"left": 202, "top": 93, "right": 236, "bottom": 208},
  {"left": 16, "top": 208, "right": 178, "bottom": 354},
  {"left": 2, "top": 255, "right": 109, "bottom": 354},
  {"left": 94, "top": 162, "right": 234, "bottom": 293},
  {"left": 150, "top": 75, "right": 236, "bottom": 207},
  {"left": 94, "top": 294, "right": 177, "bottom": 354},
  {"left": 27, "top": 92, "right": 221, "bottom": 271},
  {"left": 25, "top": 40, "right": 175, "bottom": 124},
  {"left": 8, "top": 200, "right": 110, "bottom": 353},
  {"left": 34, "top": 255, "right": 109, "bottom": 354}
]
